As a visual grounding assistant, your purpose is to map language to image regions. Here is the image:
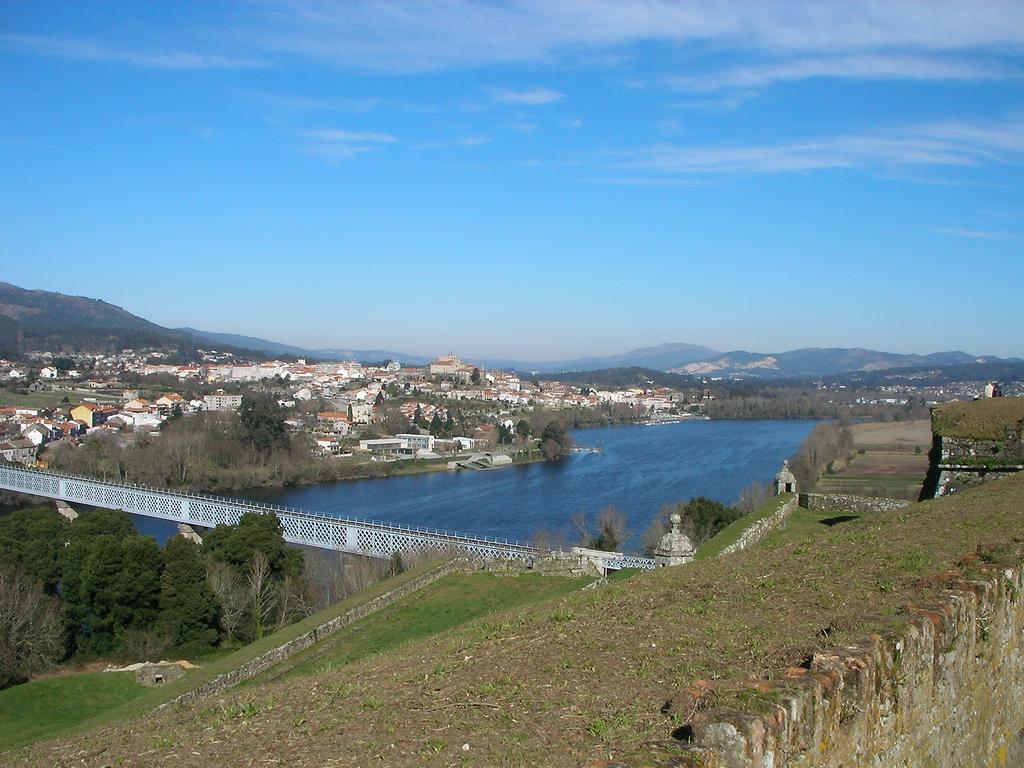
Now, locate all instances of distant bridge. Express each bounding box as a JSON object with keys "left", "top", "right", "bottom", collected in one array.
[{"left": 0, "top": 464, "right": 655, "bottom": 570}]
